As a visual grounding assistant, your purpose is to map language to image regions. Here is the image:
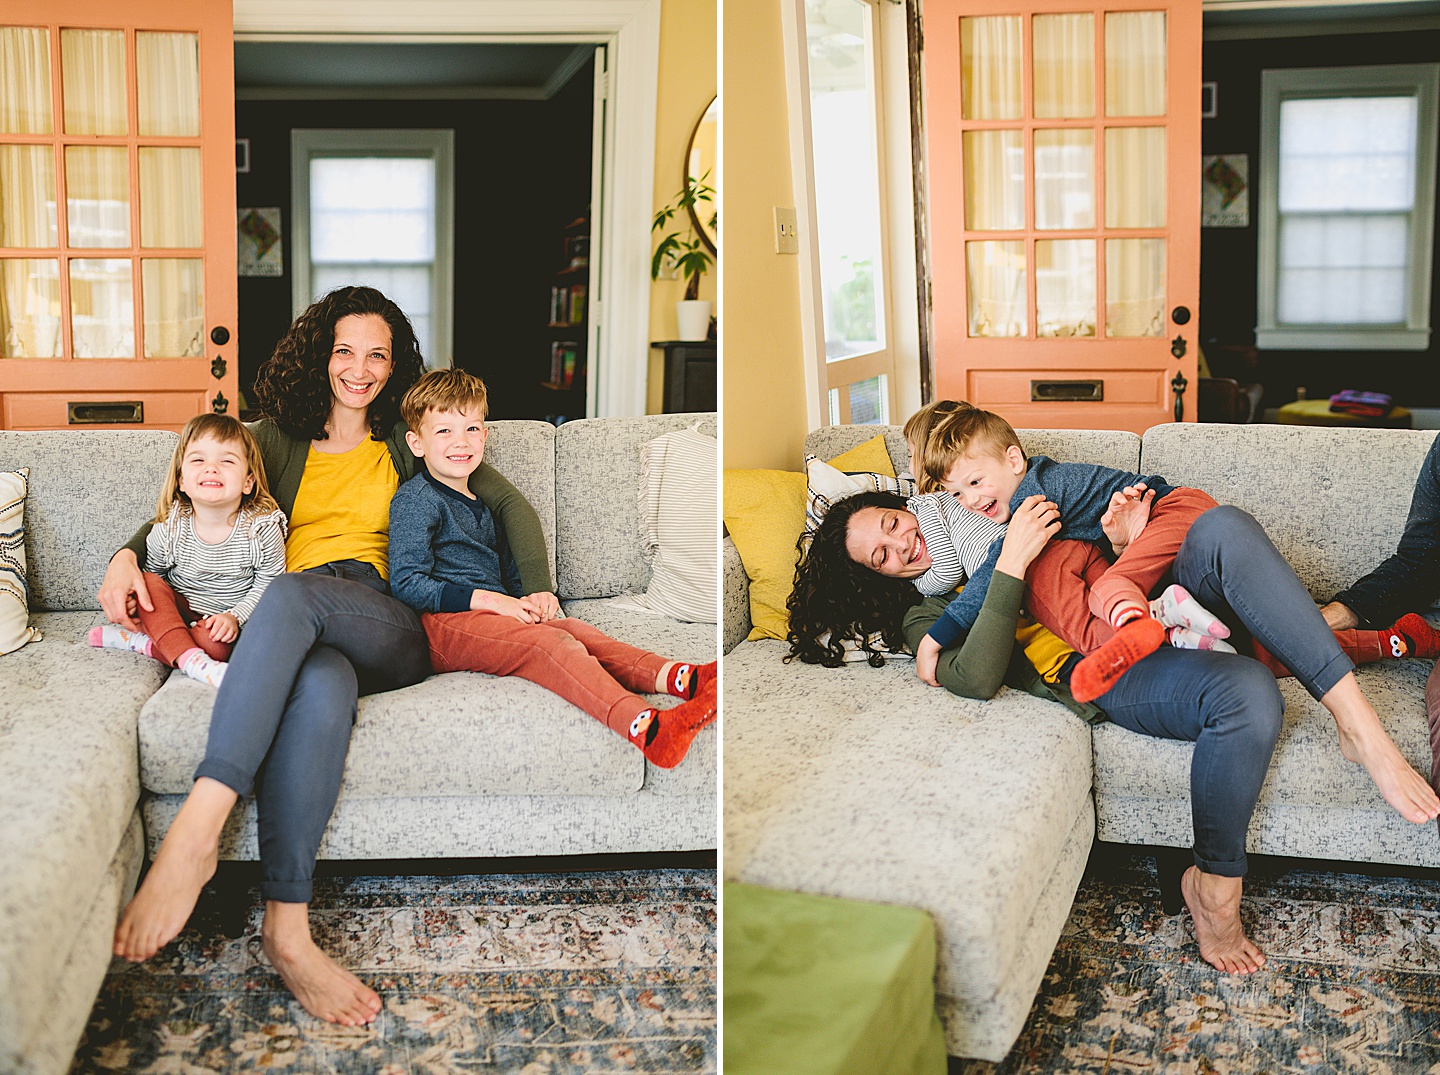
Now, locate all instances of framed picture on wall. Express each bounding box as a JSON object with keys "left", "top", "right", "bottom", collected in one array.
[{"left": 1202, "top": 155, "right": 1248, "bottom": 227}]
